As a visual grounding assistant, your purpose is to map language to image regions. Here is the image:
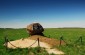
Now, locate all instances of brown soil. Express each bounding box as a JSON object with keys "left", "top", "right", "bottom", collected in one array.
[{"left": 29, "top": 35, "right": 65, "bottom": 47}]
